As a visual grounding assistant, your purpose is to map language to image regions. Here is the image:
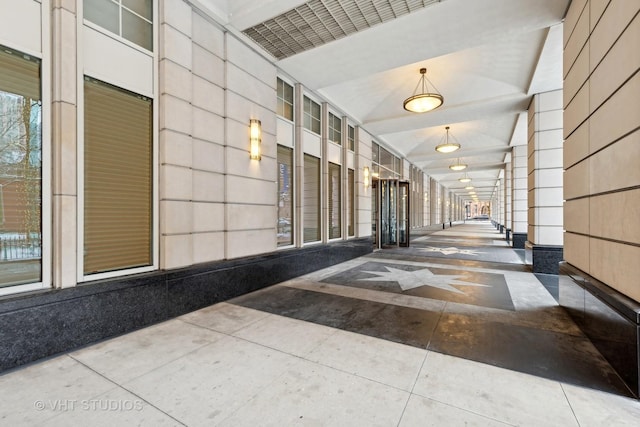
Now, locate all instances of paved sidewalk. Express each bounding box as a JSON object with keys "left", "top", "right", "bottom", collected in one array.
[{"left": 1, "top": 221, "right": 639, "bottom": 426}]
